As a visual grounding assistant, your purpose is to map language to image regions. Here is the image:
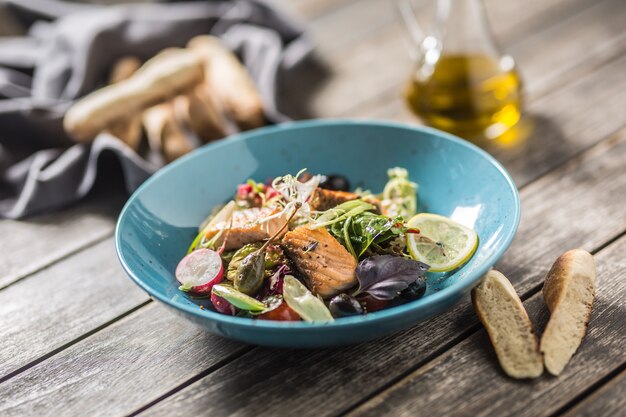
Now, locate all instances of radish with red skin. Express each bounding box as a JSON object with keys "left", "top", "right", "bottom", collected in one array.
[
  {"left": 211, "top": 292, "right": 236, "bottom": 315},
  {"left": 178, "top": 216, "right": 233, "bottom": 294},
  {"left": 176, "top": 249, "right": 224, "bottom": 294}
]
